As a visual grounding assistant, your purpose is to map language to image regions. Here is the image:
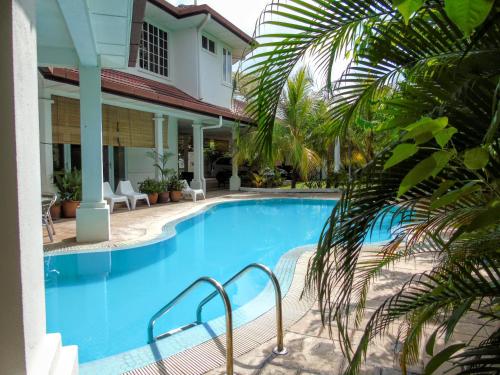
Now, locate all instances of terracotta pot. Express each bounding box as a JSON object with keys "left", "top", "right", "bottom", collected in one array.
[
  {"left": 50, "top": 204, "right": 61, "bottom": 220},
  {"left": 158, "top": 191, "right": 170, "bottom": 203},
  {"left": 62, "top": 200, "right": 79, "bottom": 218},
  {"left": 148, "top": 192, "right": 159, "bottom": 205},
  {"left": 170, "top": 191, "right": 183, "bottom": 202}
]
